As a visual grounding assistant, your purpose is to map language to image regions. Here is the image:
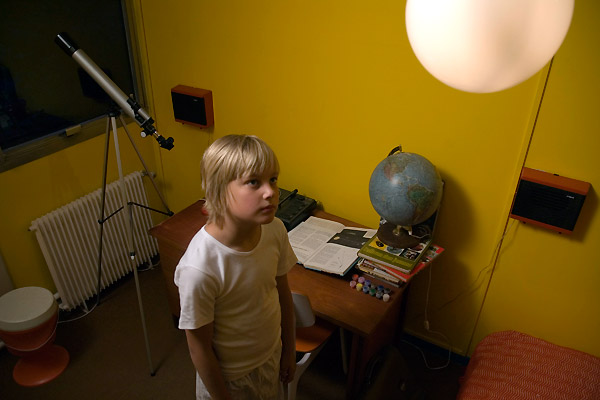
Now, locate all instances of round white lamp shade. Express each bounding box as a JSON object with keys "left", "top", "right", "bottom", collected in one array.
[{"left": 405, "top": 0, "right": 574, "bottom": 93}]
